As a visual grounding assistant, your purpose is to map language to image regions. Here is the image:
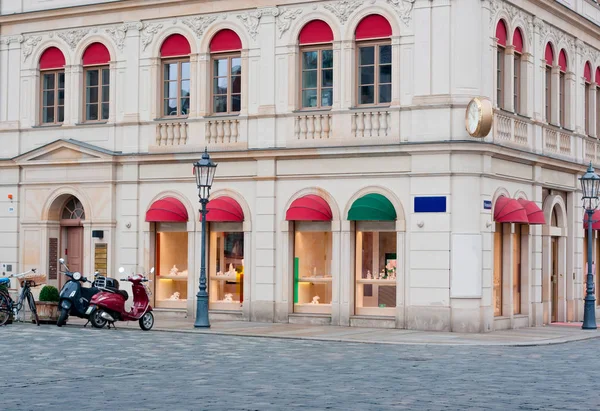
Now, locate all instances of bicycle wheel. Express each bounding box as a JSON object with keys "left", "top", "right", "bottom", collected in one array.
[
  {"left": 27, "top": 291, "right": 39, "bottom": 326},
  {"left": 0, "top": 294, "right": 11, "bottom": 326}
]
